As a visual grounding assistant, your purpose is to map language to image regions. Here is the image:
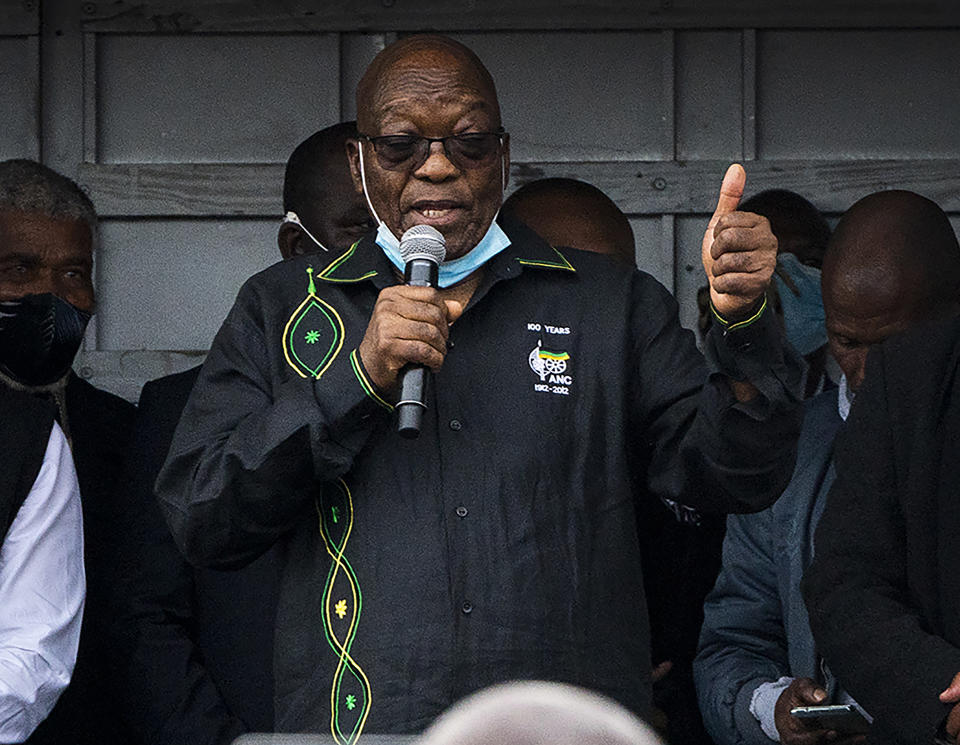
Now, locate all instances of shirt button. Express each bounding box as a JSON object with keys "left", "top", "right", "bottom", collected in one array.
[
  {"left": 461, "top": 601, "right": 473, "bottom": 615},
  {"left": 449, "top": 419, "right": 462, "bottom": 431},
  {"left": 456, "top": 505, "right": 468, "bottom": 518},
  {"left": 447, "top": 339, "right": 455, "bottom": 349}
]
